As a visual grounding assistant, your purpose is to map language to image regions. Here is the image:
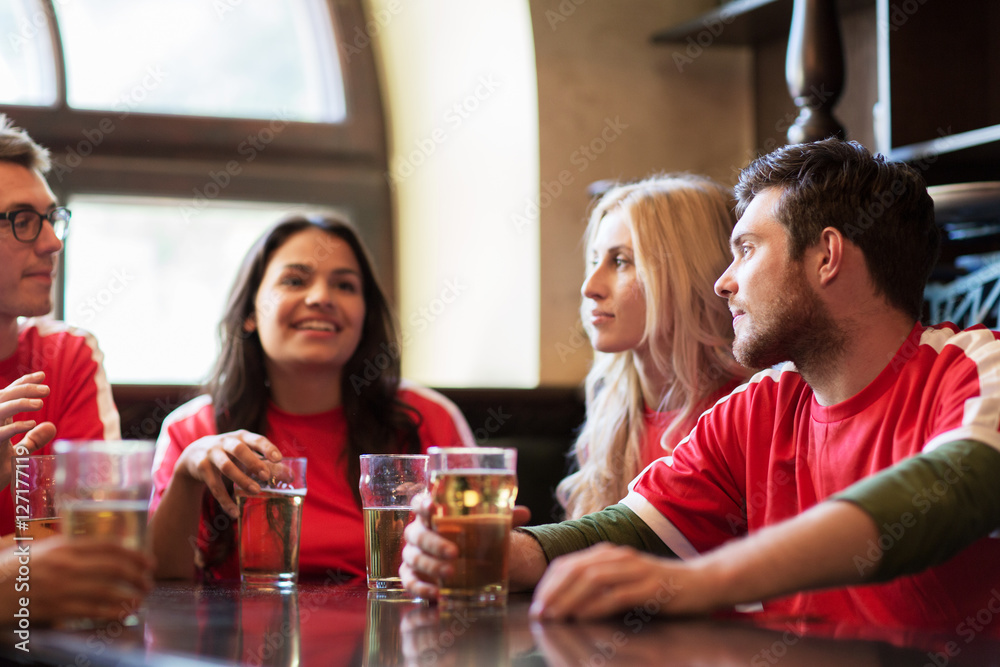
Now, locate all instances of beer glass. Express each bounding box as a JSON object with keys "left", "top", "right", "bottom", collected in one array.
[
  {"left": 53, "top": 441, "right": 154, "bottom": 551},
  {"left": 54, "top": 439, "right": 155, "bottom": 628},
  {"left": 11, "top": 454, "right": 59, "bottom": 540},
  {"left": 427, "top": 447, "right": 518, "bottom": 607},
  {"left": 236, "top": 457, "right": 307, "bottom": 588},
  {"left": 359, "top": 454, "right": 428, "bottom": 590}
]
